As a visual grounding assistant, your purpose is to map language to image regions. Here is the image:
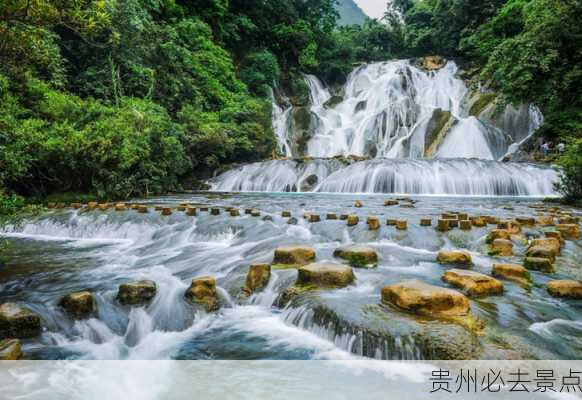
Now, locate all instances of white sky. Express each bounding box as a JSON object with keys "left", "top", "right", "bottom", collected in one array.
[{"left": 353, "top": 0, "right": 389, "bottom": 19}]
